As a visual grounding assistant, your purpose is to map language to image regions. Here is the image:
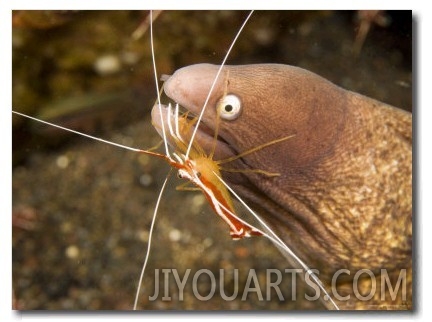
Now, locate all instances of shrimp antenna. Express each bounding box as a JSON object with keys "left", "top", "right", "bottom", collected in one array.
[
  {"left": 133, "top": 171, "right": 173, "bottom": 310},
  {"left": 150, "top": 10, "right": 171, "bottom": 159},
  {"left": 185, "top": 10, "right": 254, "bottom": 159},
  {"left": 12, "top": 111, "right": 145, "bottom": 153}
]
